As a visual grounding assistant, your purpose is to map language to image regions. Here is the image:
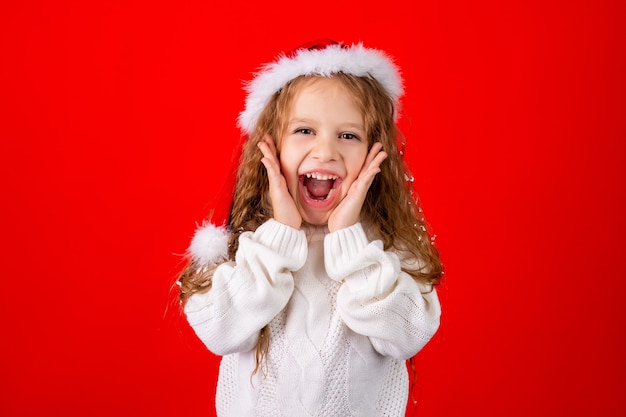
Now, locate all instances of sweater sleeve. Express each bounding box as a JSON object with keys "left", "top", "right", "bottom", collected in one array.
[
  {"left": 184, "top": 219, "right": 308, "bottom": 356},
  {"left": 324, "top": 223, "right": 441, "bottom": 360}
]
